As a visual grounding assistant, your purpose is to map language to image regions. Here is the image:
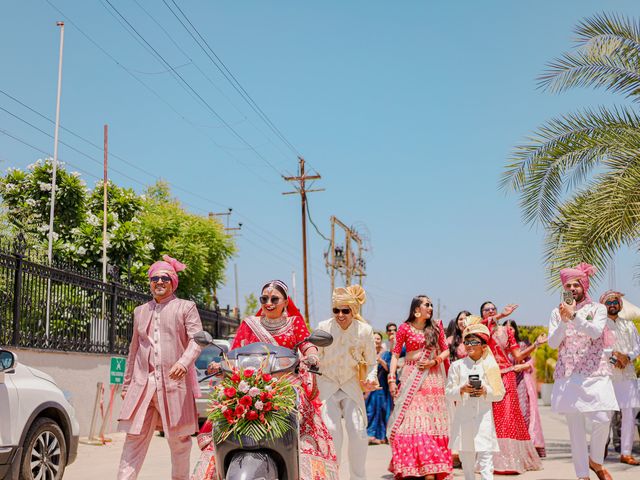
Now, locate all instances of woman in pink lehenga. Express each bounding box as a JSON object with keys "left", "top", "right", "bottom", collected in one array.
[
  {"left": 504, "top": 319, "right": 546, "bottom": 458},
  {"left": 387, "top": 295, "right": 452, "bottom": 480},
  {"left": 191, "top": 280, "right": 339, "bottom": 480}
]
